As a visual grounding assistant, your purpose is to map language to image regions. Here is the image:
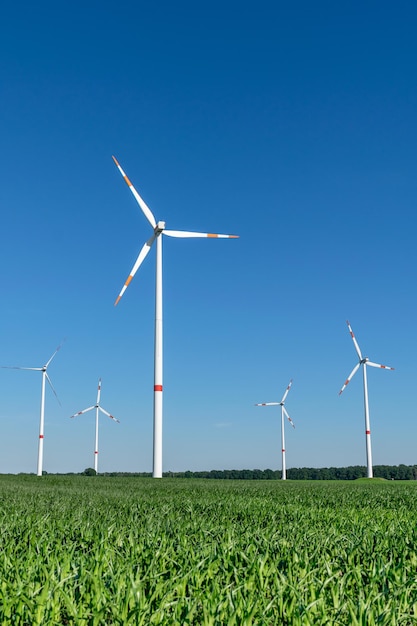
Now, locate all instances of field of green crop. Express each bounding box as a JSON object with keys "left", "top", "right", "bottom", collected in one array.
[{"left": 0, "top": 476, "right": 417, "bottom": 625}]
